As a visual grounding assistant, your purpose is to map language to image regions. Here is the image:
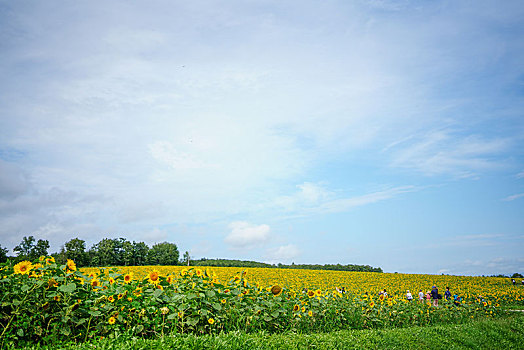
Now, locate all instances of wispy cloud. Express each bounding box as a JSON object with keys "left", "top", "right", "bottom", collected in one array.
[
  {"left": 503, "top": 193, "right": 524, "bottom": 202},
  {"left": 272, "top": 183, "right": 416, "bottom": 216},
  {"left": 387, "top": 130, "right": 509, "bottom": 177}
]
